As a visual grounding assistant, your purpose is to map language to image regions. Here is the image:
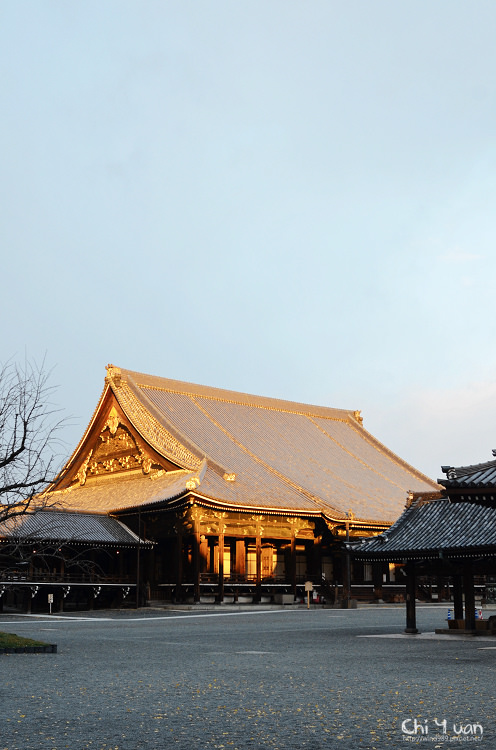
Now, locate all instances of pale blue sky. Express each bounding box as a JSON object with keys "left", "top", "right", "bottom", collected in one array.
[{"left": 2, "top": 2, "right": 496, "bottom": 481}]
